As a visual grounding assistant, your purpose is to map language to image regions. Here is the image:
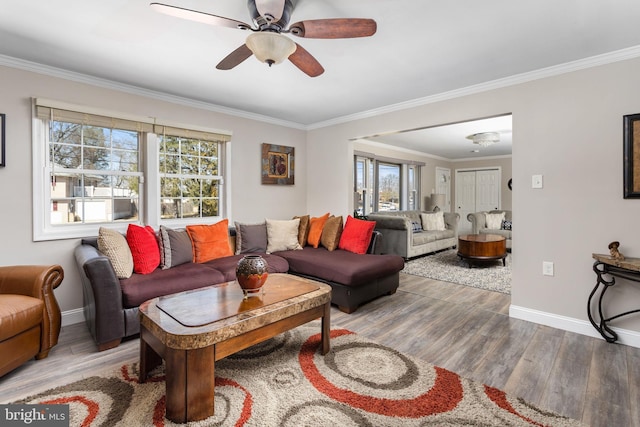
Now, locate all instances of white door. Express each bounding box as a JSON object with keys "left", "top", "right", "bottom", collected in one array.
[
  {"left": 435, "top": 167, "right": 451, "bottom": 212},
  {"left": 476, "top": 169, "right": 500, "bottom": 212},
  {"left": 455, "top": 171, "right": 476, "bottom": 235},
  {"left": 455, "top": 168, "right": 501, "bottom": 235}
]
